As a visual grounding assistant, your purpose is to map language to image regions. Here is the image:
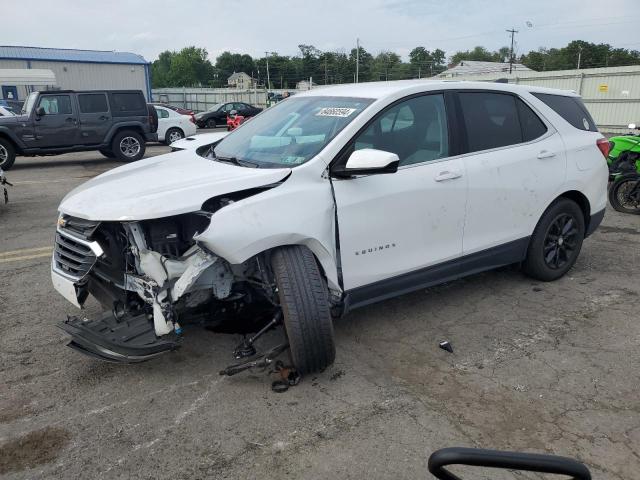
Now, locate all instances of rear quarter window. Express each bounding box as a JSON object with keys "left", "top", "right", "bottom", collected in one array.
[
  {"left": 110, "top": 92, "right": 146, "bottom": 113},
  {"left": 532, "top": 93, "right": 597, "bottom": 132}
]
